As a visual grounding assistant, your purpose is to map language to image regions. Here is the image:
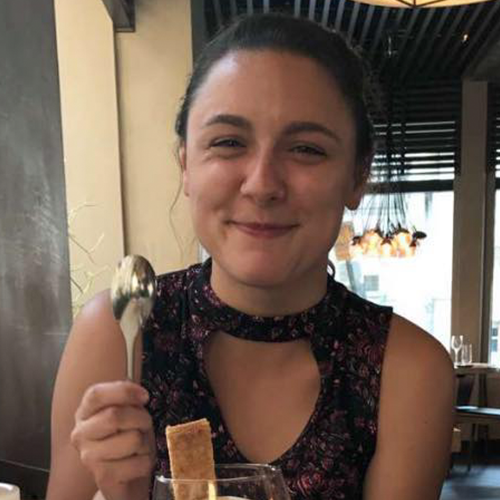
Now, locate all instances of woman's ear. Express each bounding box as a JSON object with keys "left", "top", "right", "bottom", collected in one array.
[
  {"left": 179, "top": 145, "right": 190, "bottom": 197},
  {"left": 346, "top": 182, "right": 365, "bottom": 210},
  {"left": 346, "top": 156, "right": 371, "bottom": 210}
]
